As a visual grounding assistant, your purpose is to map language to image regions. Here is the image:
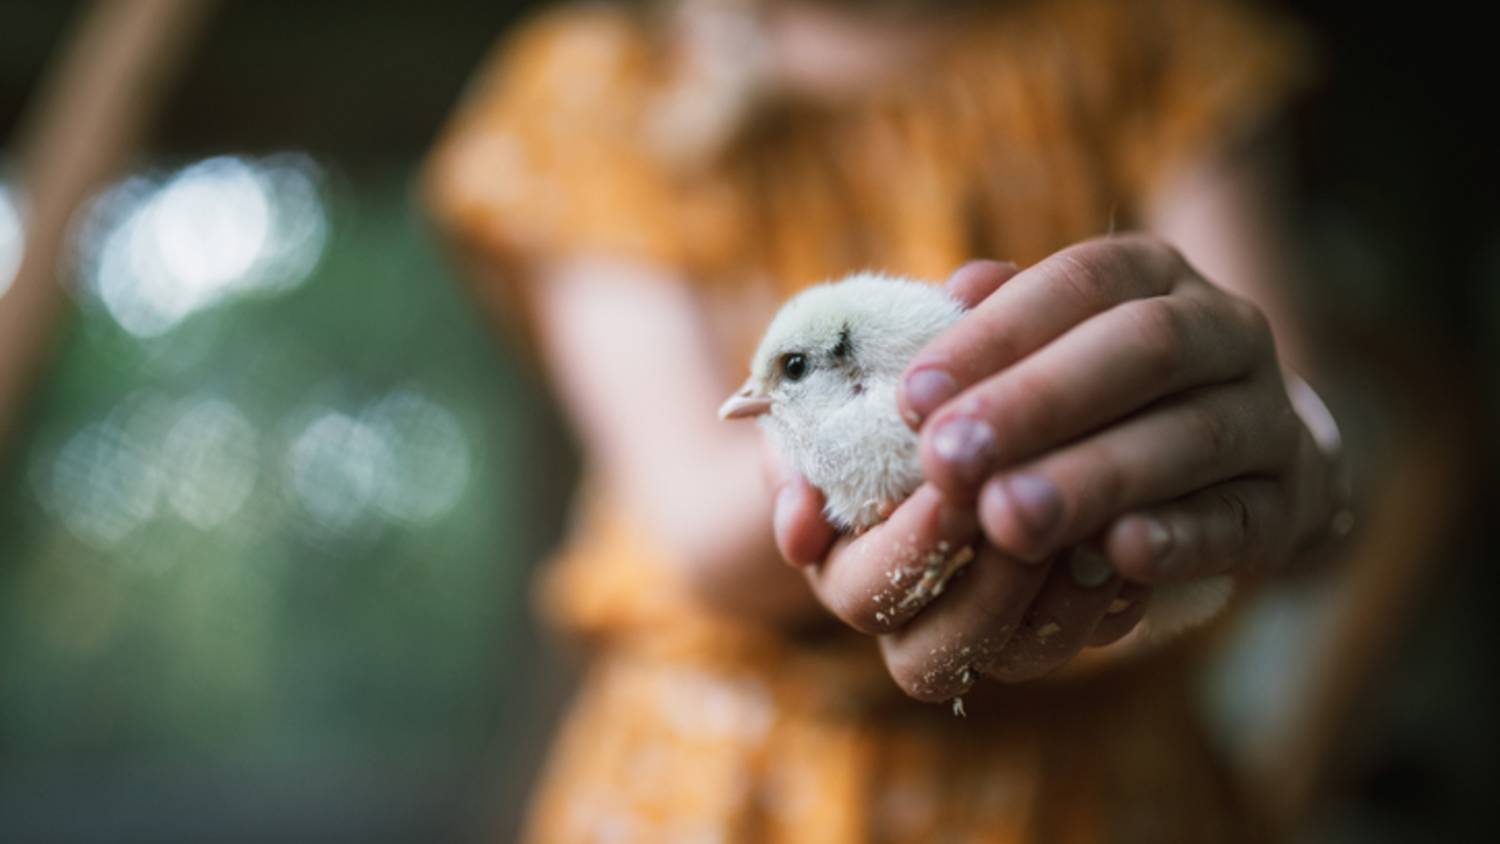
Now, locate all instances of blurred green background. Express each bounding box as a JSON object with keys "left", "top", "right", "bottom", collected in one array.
[{"left": 1, "top": 2, "right": 582, "bottom": 841}]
